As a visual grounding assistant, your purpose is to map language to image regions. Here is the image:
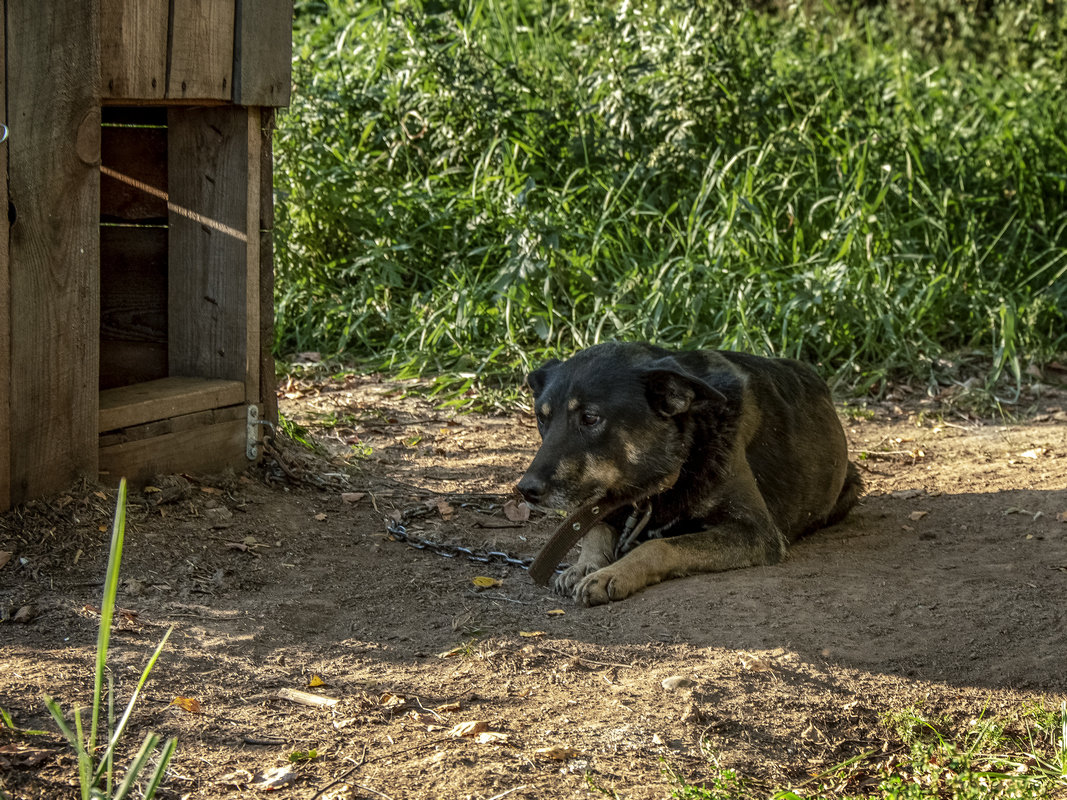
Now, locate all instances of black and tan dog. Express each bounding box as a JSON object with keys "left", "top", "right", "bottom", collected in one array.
[{"left": 517, "top": 342, "right": 861, "bottom": 606}]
